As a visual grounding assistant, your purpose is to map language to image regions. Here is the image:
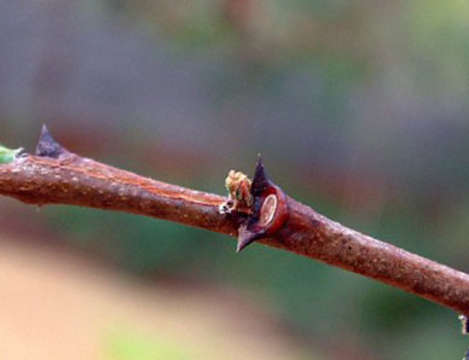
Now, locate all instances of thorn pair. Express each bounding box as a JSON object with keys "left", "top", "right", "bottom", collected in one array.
[
  {"left": 235, "top": 157, "right": 289, "bottom": 252},
  {"left": 37, "top": 125, "right": 286, "bottom": 253}
]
